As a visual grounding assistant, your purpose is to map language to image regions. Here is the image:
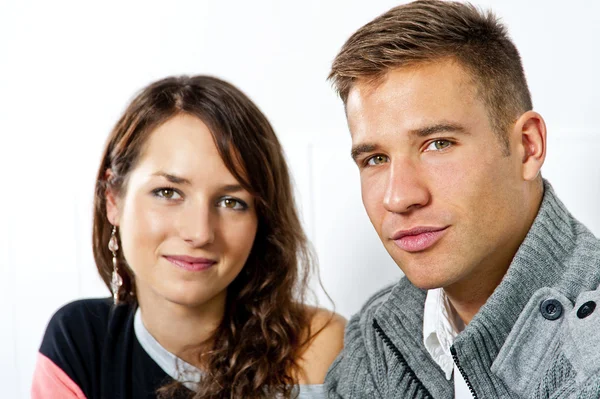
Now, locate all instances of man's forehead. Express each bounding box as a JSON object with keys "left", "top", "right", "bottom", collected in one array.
[
  {"left": 347, "top": 59, "right": 477, "bottom": 105},
  {"left": 347, "top": 61, "right": 480, "bottom": 128},
  {"left": 346, "top": 75, "right": 389, "bottom": 114}
]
